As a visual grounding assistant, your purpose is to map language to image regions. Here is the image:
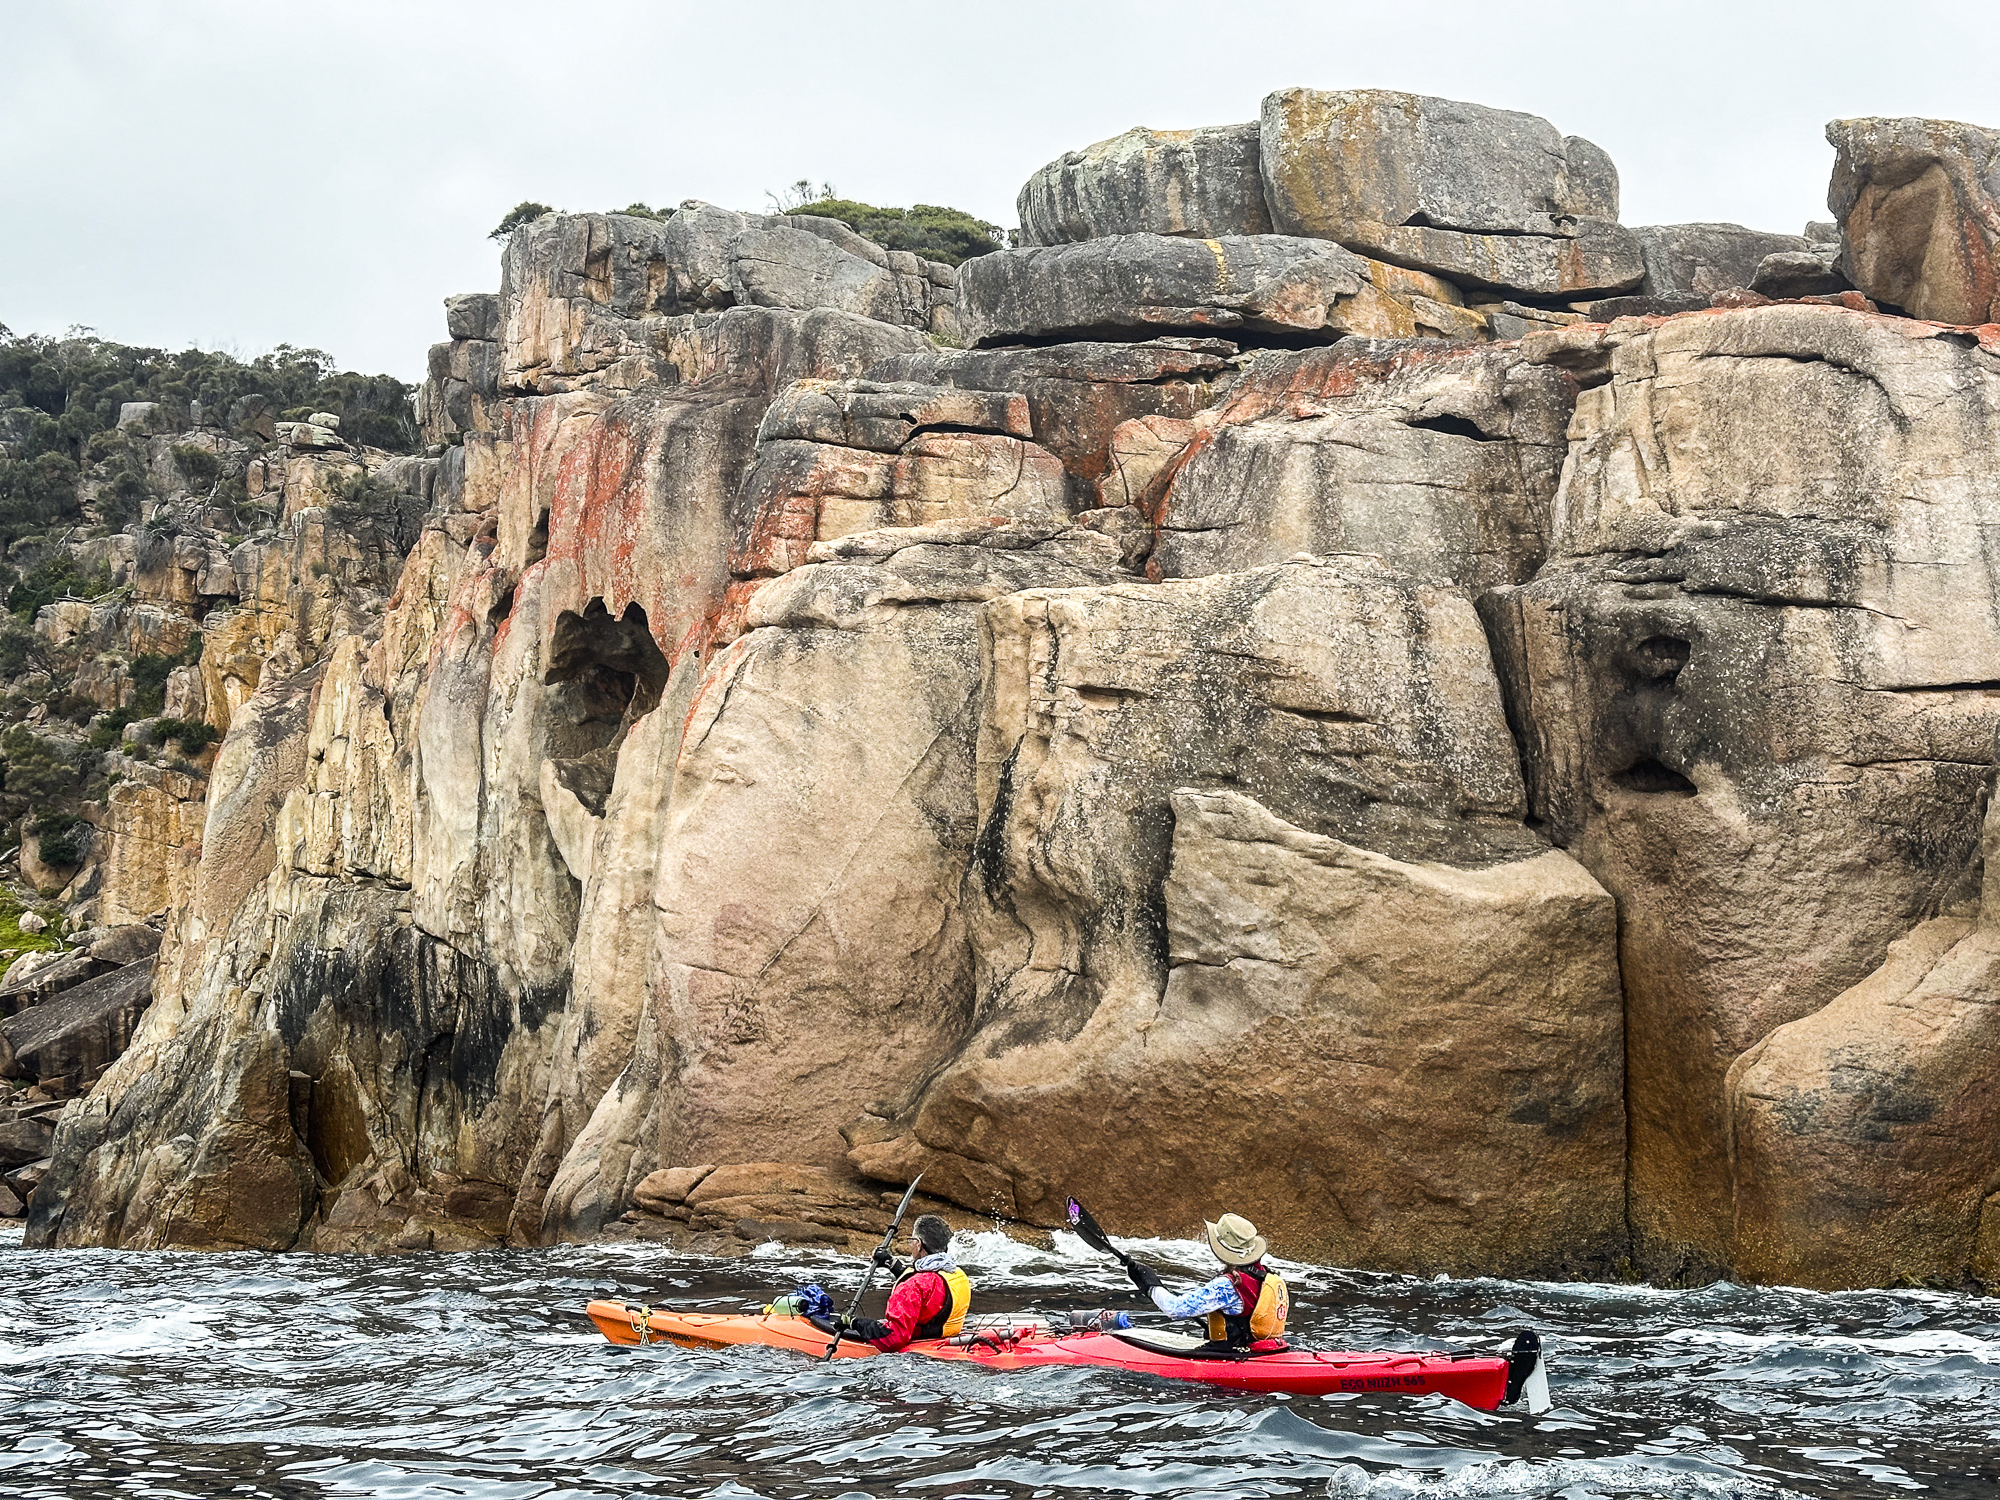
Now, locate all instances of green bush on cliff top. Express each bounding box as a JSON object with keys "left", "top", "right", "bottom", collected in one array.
[
  {"left": 489, "top": 201, "right": 555, "bottom": 239},
  {"left": 789, "top": 198, "right": 1004, "bottom": 267}
]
